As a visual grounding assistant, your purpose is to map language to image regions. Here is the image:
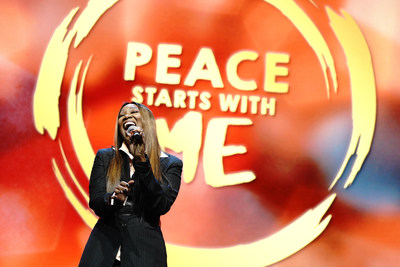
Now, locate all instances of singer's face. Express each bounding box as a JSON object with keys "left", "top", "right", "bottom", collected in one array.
[{"left": 118, "top": 104, "right": 142, "bottom": 144}]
